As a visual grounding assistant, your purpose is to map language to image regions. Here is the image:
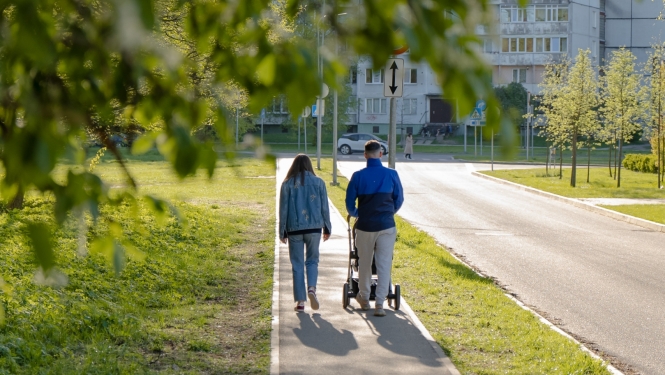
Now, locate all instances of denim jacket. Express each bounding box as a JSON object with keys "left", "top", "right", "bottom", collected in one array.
[{"left": 279, "top": 171, "right": 332, "bottom": 239}]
